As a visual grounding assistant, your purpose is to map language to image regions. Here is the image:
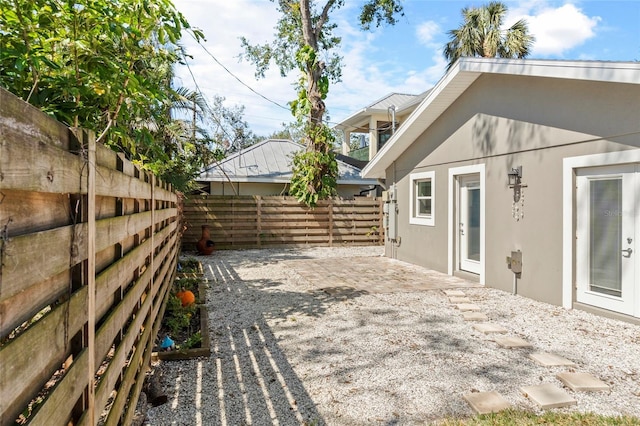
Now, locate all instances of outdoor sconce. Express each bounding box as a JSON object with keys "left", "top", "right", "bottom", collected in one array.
[
  {"left": 507, "top": 166, "right": 522, "bottom": 188},
  {"left": 508, "top": 166, "right": 527, "bottom": 221}
]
